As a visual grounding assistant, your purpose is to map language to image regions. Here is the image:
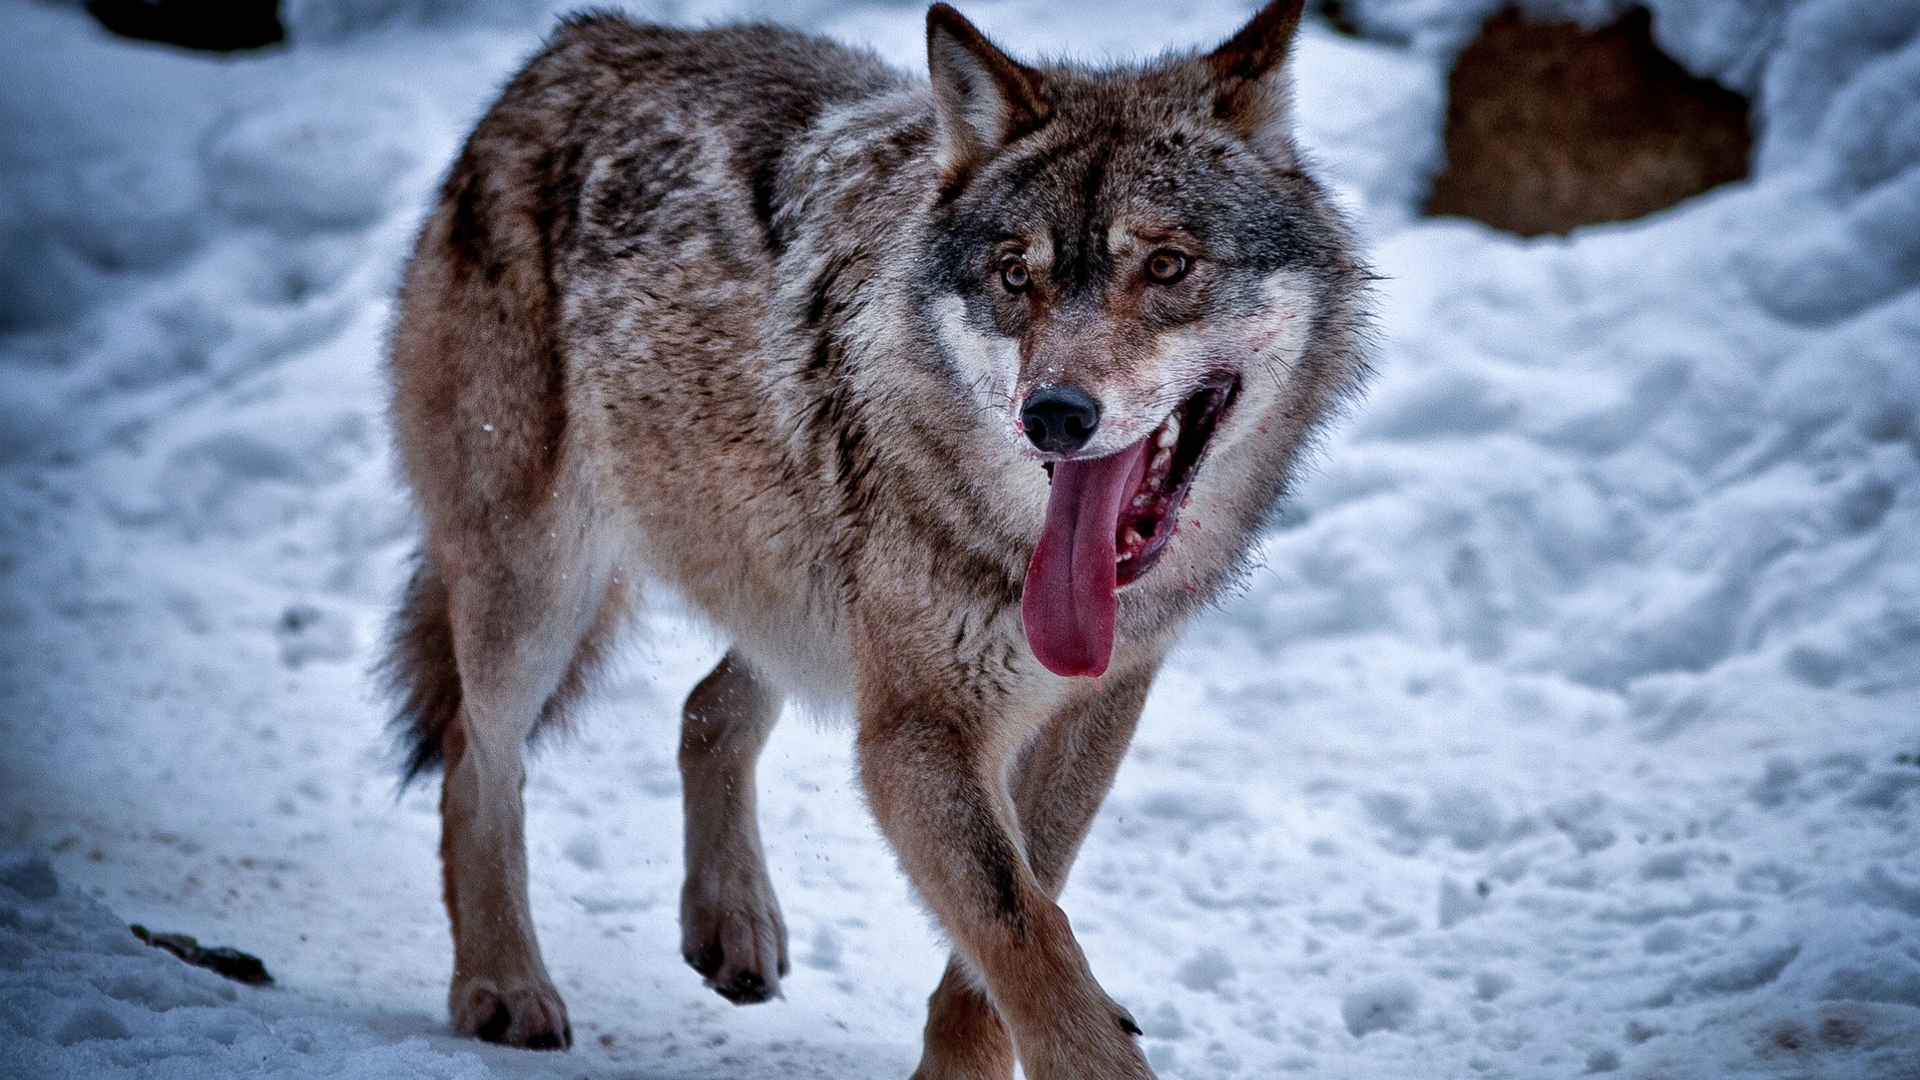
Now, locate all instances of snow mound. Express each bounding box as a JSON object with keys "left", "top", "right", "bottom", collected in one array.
[
  {"left": 0, "top": 850, "right": 494, "bottom": 1080},
  {"left": 203, "top": 86, "right": 428, "bottom": 233}
]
